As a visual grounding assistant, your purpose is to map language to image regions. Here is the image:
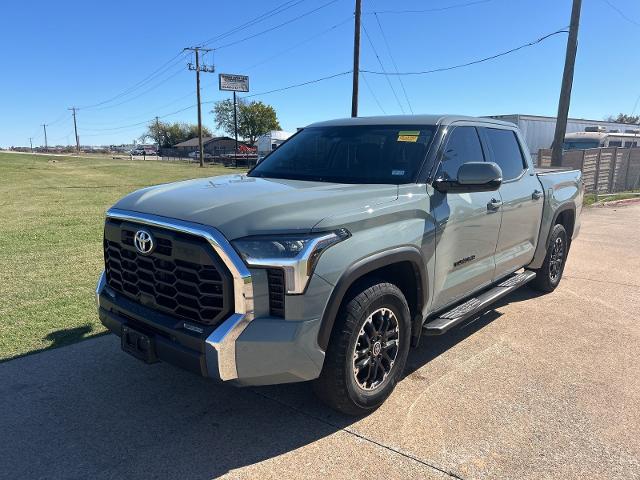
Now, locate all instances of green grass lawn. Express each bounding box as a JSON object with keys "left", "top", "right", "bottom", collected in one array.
[
  {"left": 583, "top": 190, "right": 640, "bottom": 206},
  {"left": 0, "top": 152, "right": 243, "bottom": 361}
]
